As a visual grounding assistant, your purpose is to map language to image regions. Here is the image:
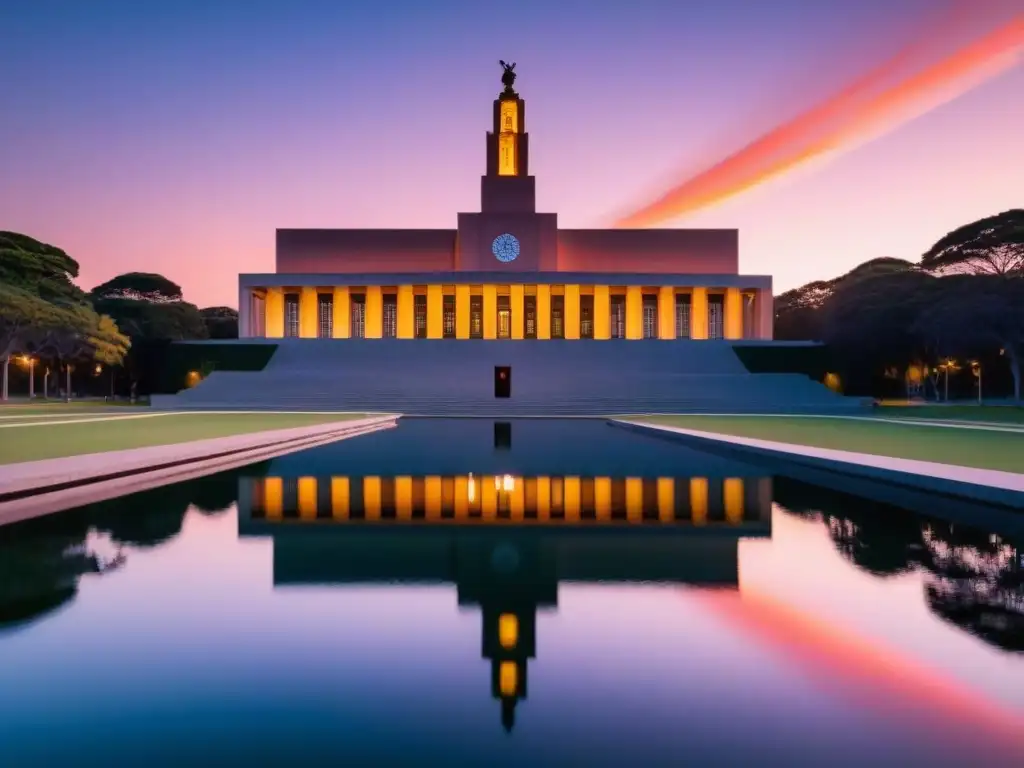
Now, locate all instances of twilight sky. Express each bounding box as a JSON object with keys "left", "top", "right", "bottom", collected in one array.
[{"left": 1, "top": 0, "right": 1021, "bottom": 309}]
